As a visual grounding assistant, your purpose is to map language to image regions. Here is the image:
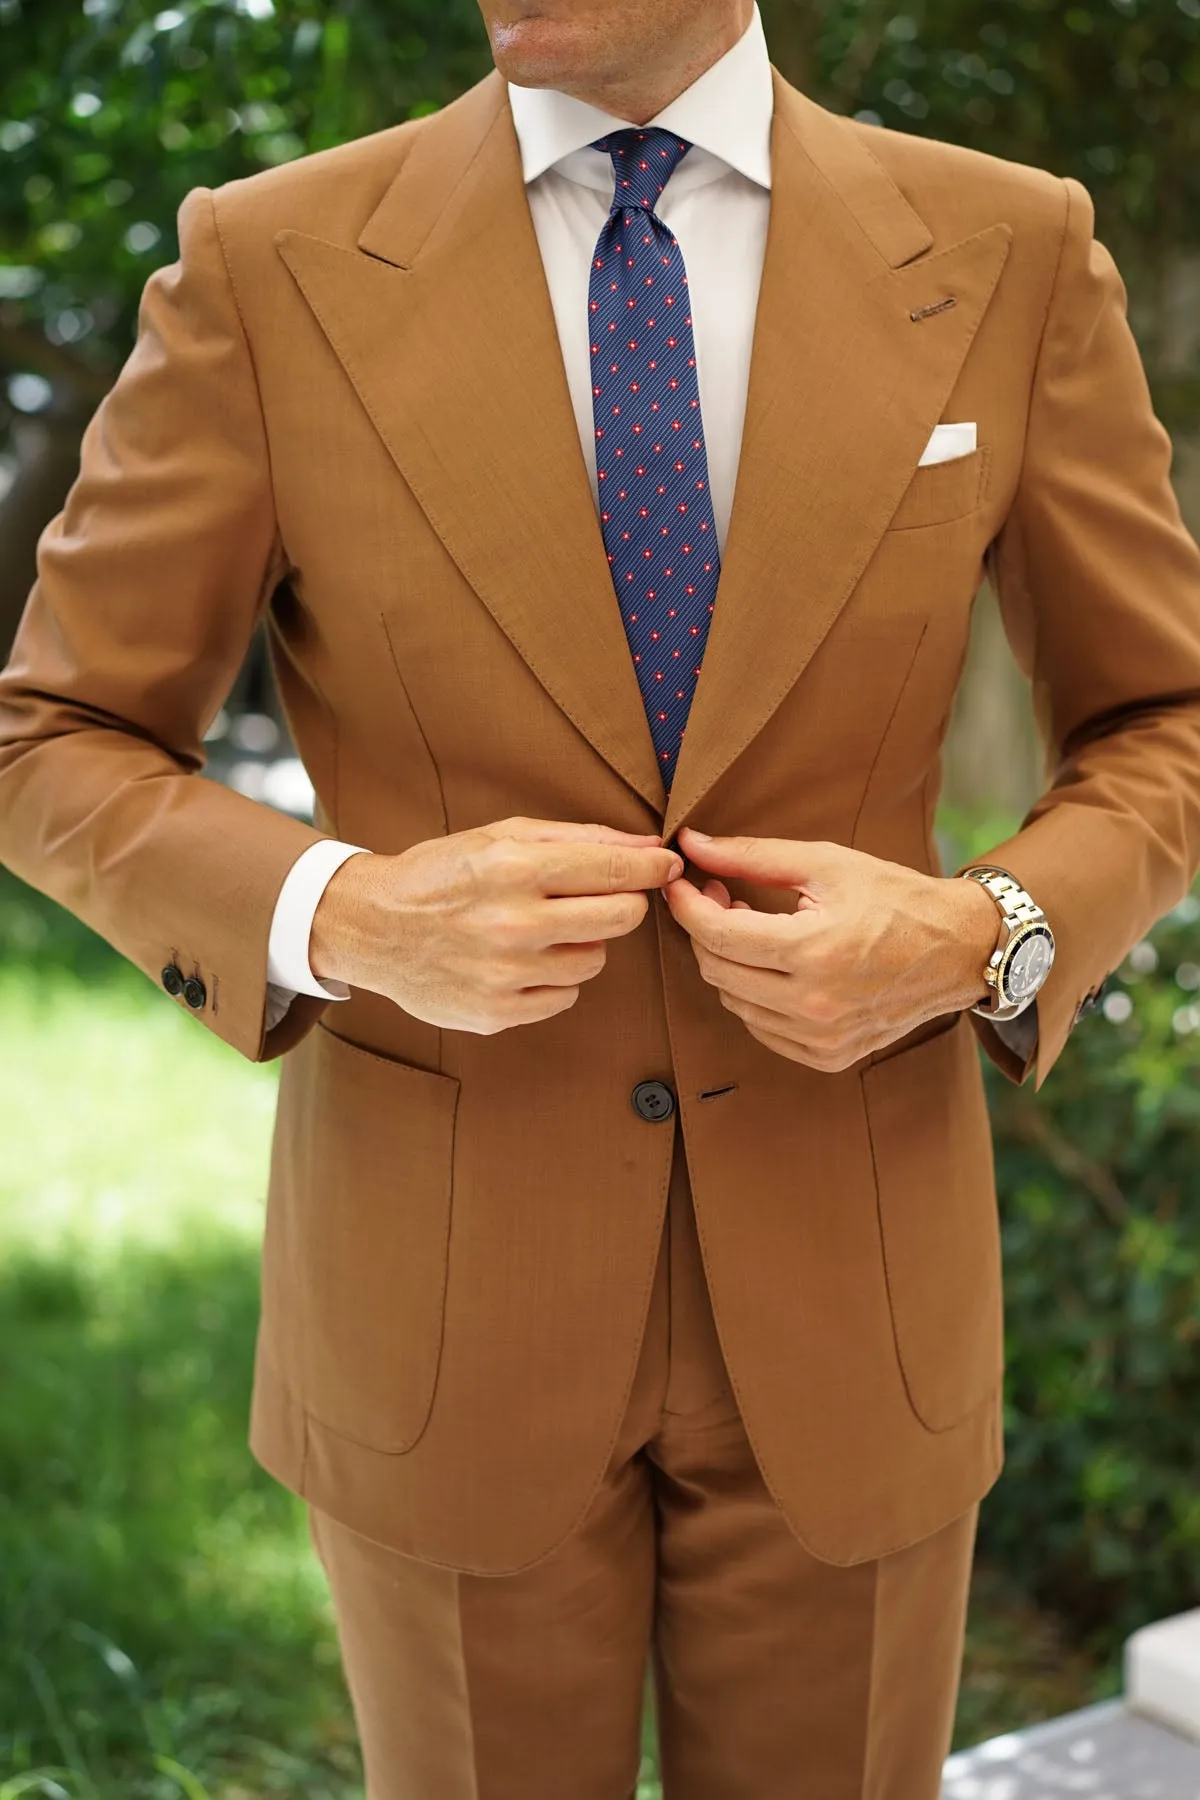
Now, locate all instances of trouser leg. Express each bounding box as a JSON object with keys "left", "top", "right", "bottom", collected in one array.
[
  {"left": 648, "top": 1133, "right": 978, "bottom": 1800},
  {"left": 305, "top": 1135, "right": 676, "bottom": 1800},
  {"left": 309, "top": 1464, "right": 658, "bottom": 1800}
]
